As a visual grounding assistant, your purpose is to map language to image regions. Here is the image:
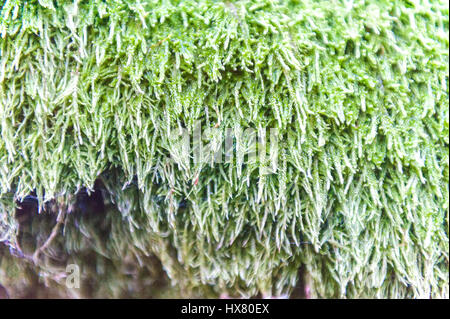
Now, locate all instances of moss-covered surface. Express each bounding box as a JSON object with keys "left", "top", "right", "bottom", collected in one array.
[{"left": 0, "top": 0, "right": 448, "bottom": 298}]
